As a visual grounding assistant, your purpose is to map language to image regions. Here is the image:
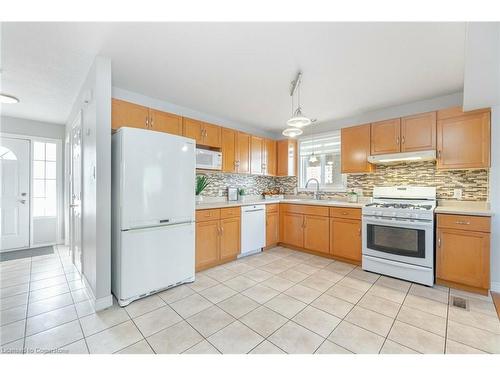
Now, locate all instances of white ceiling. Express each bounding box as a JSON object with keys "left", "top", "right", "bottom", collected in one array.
[{"left": 1, "top": 22, "right": 466, "bottom": 133}]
